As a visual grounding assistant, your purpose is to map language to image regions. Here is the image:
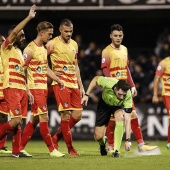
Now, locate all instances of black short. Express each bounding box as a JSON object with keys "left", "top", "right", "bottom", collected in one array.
[{"left": 95, "top": 98, "right": 122, "bottom": 127}]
